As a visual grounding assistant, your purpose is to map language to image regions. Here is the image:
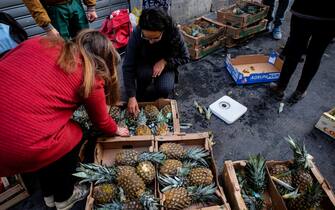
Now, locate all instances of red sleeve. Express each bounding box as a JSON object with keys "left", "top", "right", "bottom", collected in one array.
[{"left": 84, "top": 78, "right": 117, "bottom": 135}]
